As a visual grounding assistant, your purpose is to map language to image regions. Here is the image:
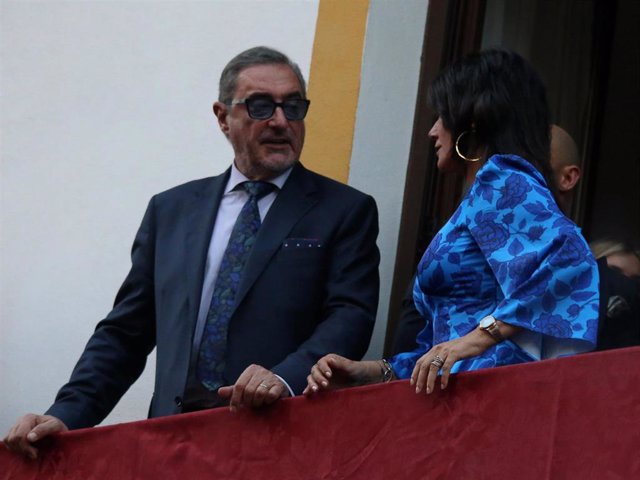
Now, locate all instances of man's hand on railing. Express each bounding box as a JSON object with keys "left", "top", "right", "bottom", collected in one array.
[
  {"left": 218, "top": 364, "right": 289, "bottom": 413},
  {"left": 3, "top": 413, "right": 68, "bottom": 460}
]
